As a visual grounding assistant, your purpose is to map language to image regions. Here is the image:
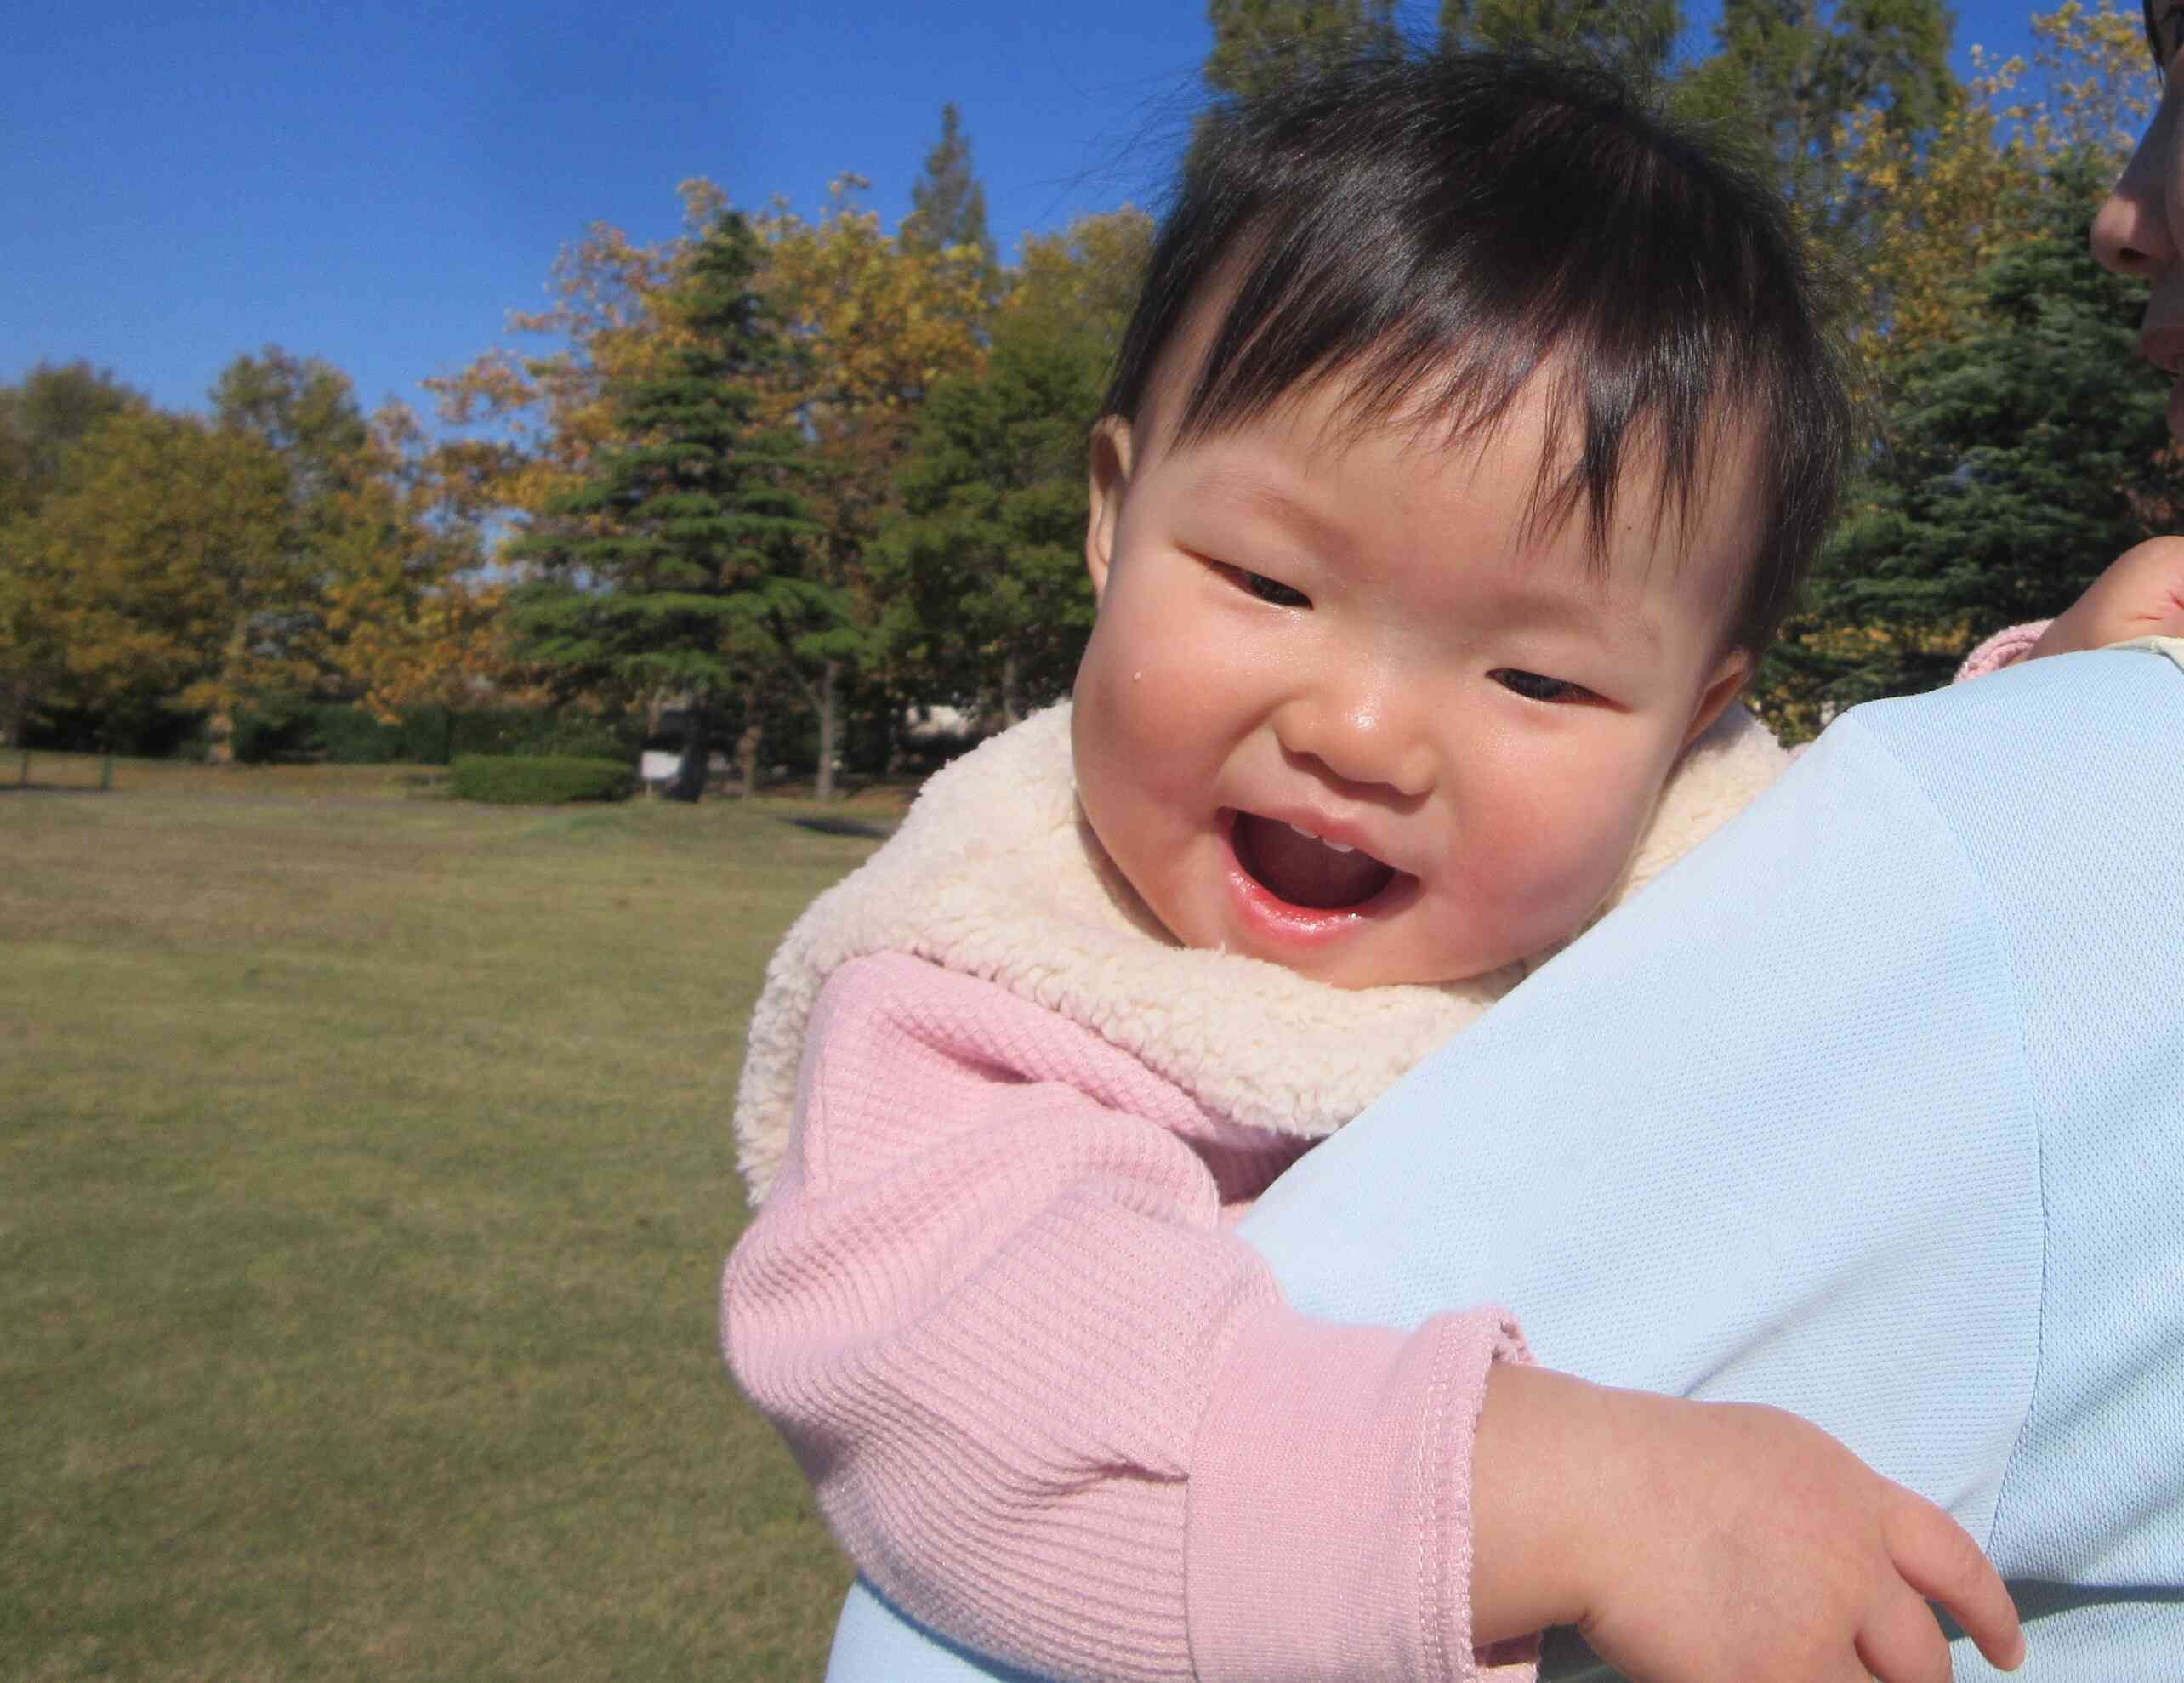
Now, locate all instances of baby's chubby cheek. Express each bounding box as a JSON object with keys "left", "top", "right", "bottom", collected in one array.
[
  {"left": 1072, "top": 629, "right": 1206, "bottom": 789},
  {"left": 1468, "top": 763, "right": 1657, "bottom": 947},
  {"left": 1069, "top": 654, "right": 1146, "bottom": 828}
]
